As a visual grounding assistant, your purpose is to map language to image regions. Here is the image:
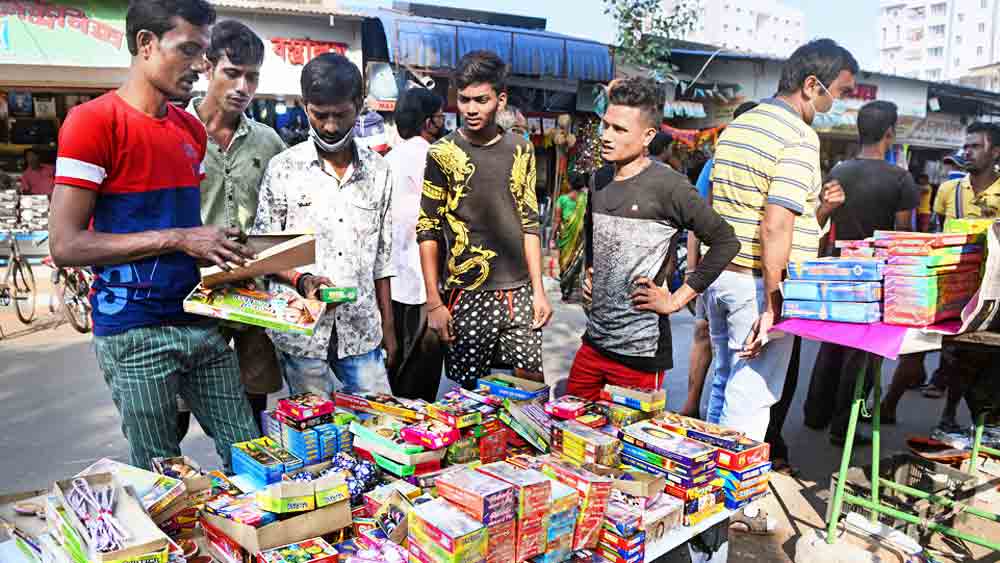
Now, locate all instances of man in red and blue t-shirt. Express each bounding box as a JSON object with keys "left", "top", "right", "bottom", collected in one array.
[{"left": 49, "top": 0, "right": 260, "bottom": 470}]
